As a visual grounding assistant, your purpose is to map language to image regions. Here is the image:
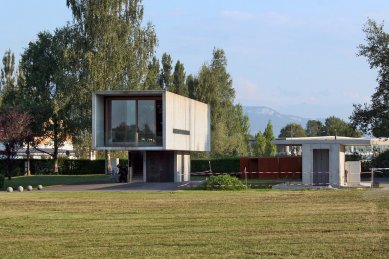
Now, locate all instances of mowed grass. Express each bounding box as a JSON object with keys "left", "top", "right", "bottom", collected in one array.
[
  {"left": 3, "top": 175, "right": 110, "bottom": 190},
  {"left": 0, "top": 189, "right": 388, "bottom": 258}
]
